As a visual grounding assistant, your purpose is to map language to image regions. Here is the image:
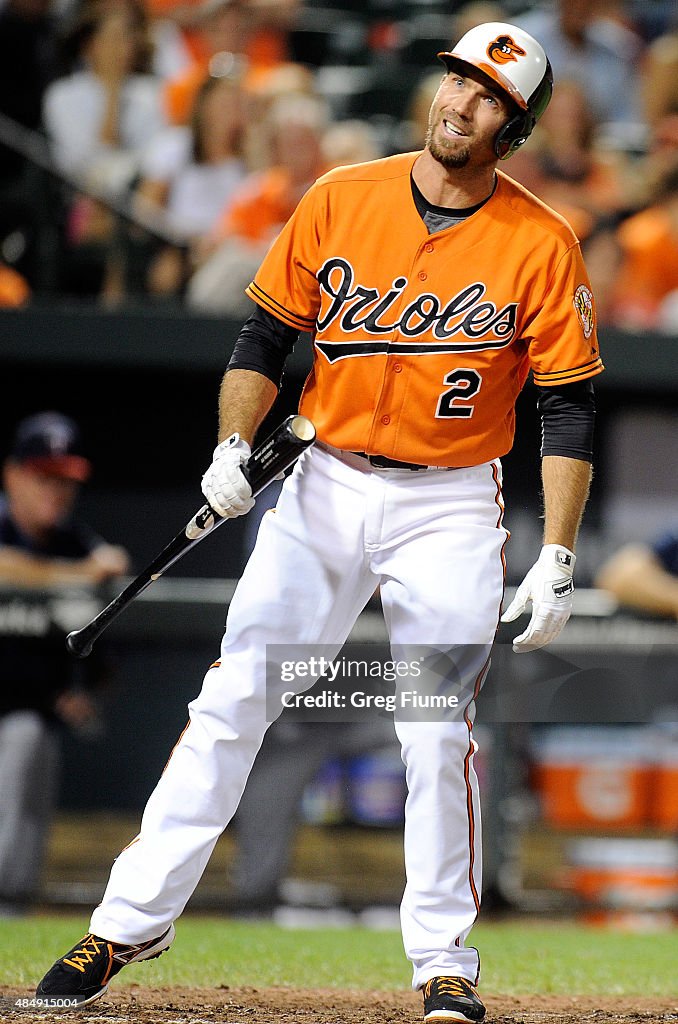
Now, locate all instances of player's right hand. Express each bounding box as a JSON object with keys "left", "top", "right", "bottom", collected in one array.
[{"left": 201, "top": 432, "right": 255, "bottom": 519}]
